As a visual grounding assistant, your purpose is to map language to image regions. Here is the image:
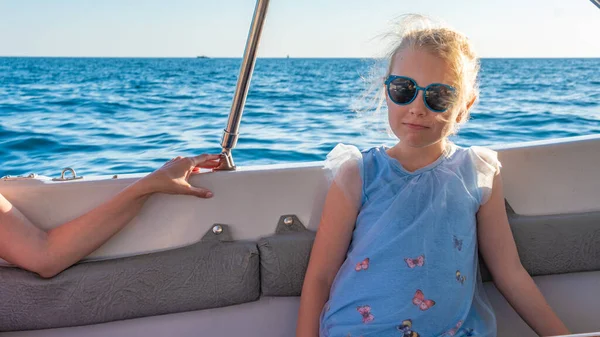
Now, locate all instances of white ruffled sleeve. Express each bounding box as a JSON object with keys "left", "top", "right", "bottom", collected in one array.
[
  {"left": 469, "top": 146, "right": 502, "bottom": 206},
  {"left": 323, "top": 143, "right": 364, "bottom": 210}
]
